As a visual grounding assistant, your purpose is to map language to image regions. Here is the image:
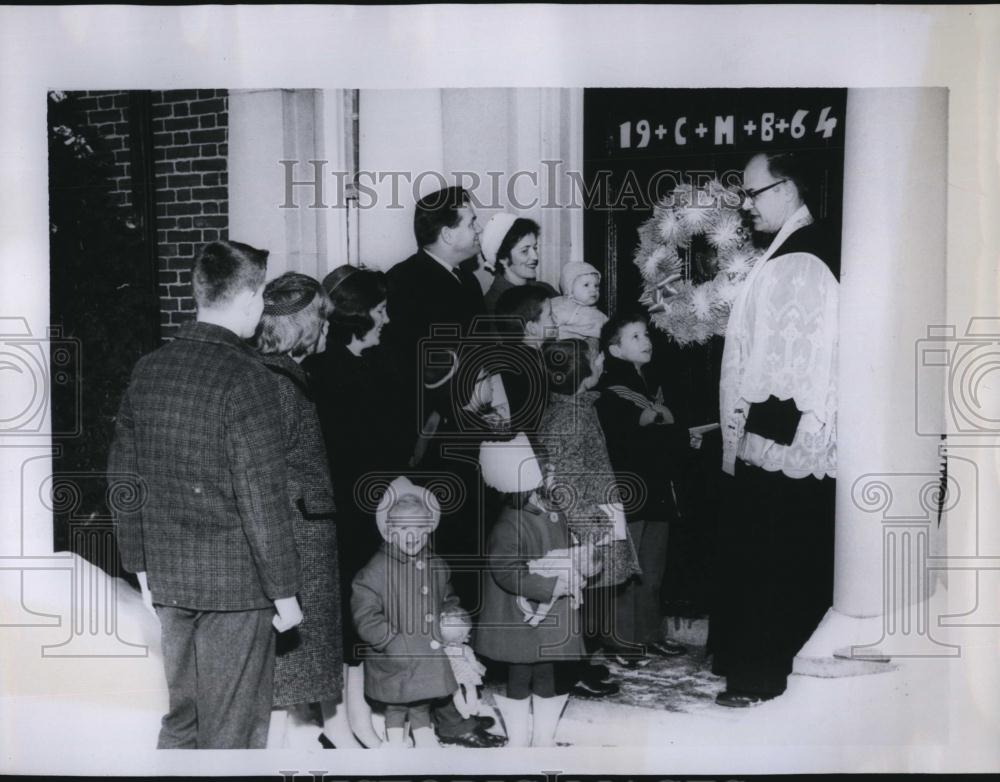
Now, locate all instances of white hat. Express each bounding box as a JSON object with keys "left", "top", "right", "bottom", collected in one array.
[
  {"left": 479, "top": 213, "right": 519, "bottom": 269},
  {"left": 423, "top": 348, "right": 458, "bottom": 390},
  {"left": 479, "top": 432, "right": 544, "bottom": 493},
  {"left": 375, "top": 476, "right": 441, "bottom": 541}
]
